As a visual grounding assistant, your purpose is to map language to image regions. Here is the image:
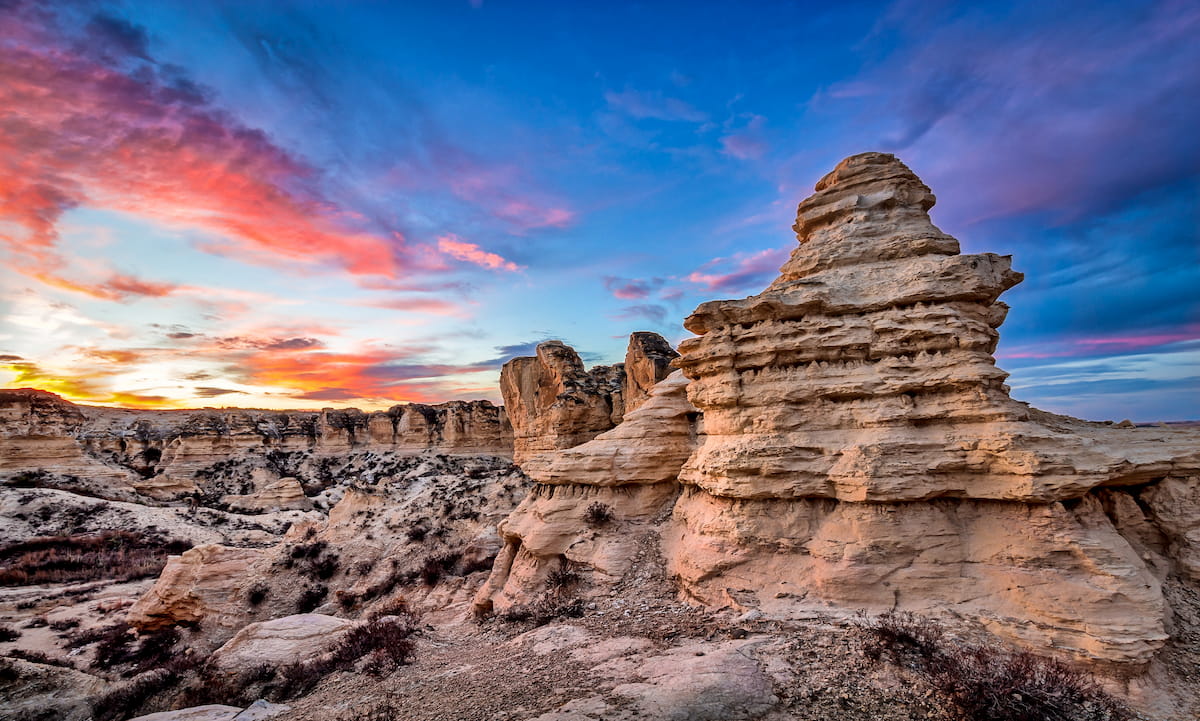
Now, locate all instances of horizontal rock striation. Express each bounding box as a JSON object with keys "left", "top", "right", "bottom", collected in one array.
[{"left": 667, "top": 152, "right": 1200, "bottom": 663}]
